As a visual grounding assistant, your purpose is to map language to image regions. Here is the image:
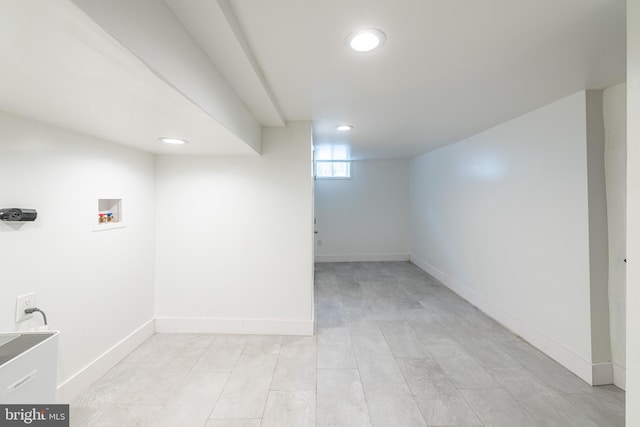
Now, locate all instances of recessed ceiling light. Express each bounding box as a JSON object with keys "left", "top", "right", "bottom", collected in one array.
[
  {"left": 336, "top": 125, "right": 353, "bottom": 131},
  {"left": 346, "top": 29, "right": 386, "bottom": 52},
  {"left": 159, "top": 137, "right": 188, "bottom": 145}
]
